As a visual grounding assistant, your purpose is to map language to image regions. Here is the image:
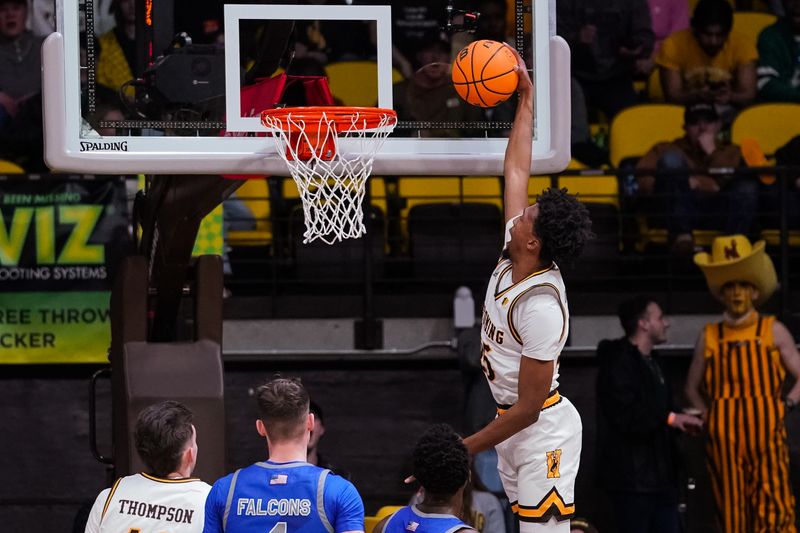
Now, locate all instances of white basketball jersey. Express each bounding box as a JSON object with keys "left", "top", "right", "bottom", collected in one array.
[
  {"left": 84, "top": 473, "right": 211, "bottom": 533},
  {"left": 481, "top": 258, "right": 569, "bottom": 407}
]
